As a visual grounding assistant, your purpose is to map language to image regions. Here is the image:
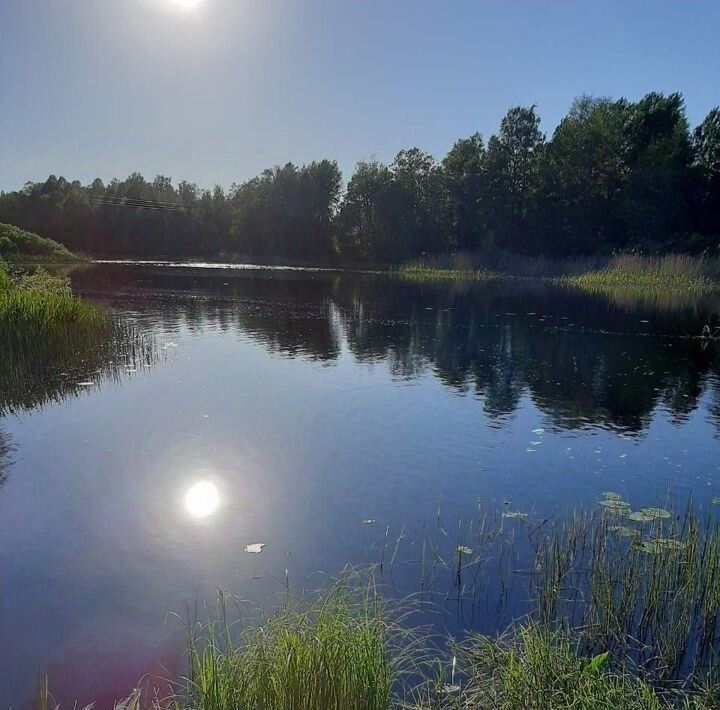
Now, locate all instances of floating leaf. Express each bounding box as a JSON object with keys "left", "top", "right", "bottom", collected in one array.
[
  {"left": 244, "top": 543, "right": 266, "bottom": 554},
  {"left": 598, "top": 499, "right": 631, "bottom": 514},
  {"left": 457, "top": 546, "right": 473, "bottom": 555},
  {"left": 648, "top": 537, "right": 687, "bottom": 551},
  {"left": 640, "top": 507, "right": 672, "bottom": 520},
  {"left": 601, "top": 491, "right": 623, "bottom": 501},
  {"left": 609, "top": 525, "right": 640, "bottom": 538},
  {"left": 503, "top": 511, "right": 529, "bottom": 520},
  {"left": 628, "top": 511, "right": 657, "bottom": 522}
]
